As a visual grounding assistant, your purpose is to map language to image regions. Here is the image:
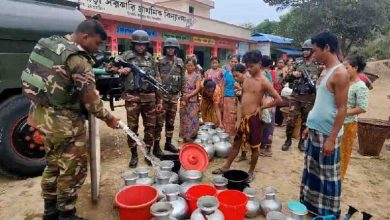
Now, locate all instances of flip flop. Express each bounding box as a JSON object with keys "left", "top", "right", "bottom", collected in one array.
[{"left": 212, "top": 167, "right": 229, "bottom": 175}]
